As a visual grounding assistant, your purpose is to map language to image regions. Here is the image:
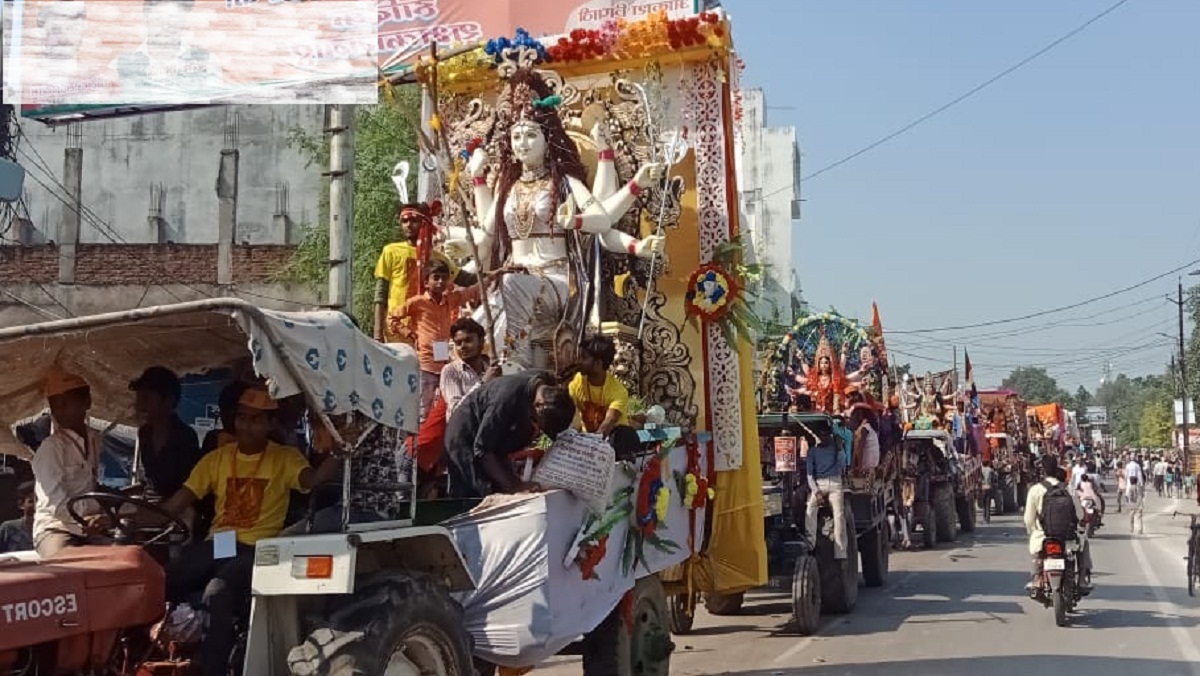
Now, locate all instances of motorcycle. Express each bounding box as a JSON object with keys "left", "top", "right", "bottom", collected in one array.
[
  {"left": 1031, "top": 537, "right": 1086, "bottom": 626},
  {"left": 1080, "top": 497, "right": 1101, "bottom": 538}
]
